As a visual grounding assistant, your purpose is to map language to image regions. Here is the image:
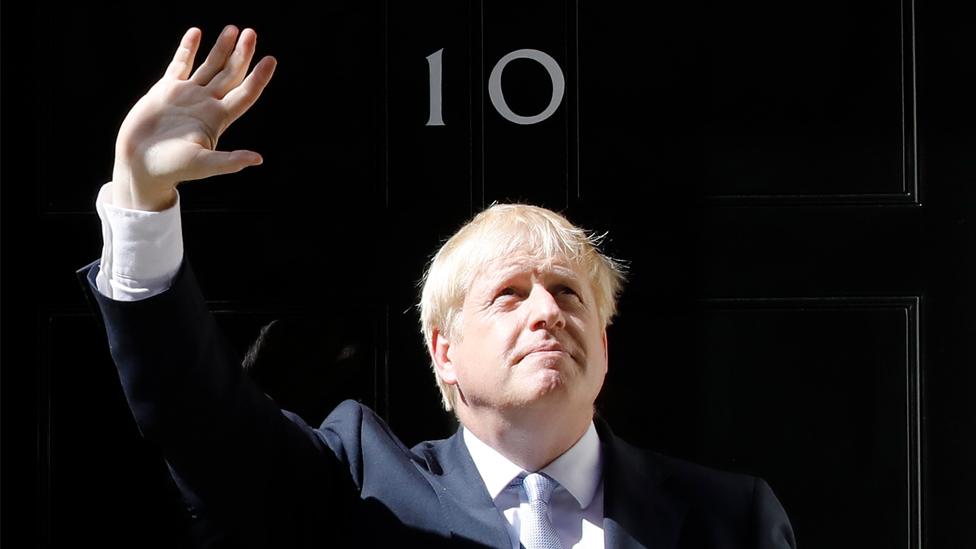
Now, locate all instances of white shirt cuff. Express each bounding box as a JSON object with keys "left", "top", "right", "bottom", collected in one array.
[{"left": 94, "top": 182, "right": 184, "bottom": 301}]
